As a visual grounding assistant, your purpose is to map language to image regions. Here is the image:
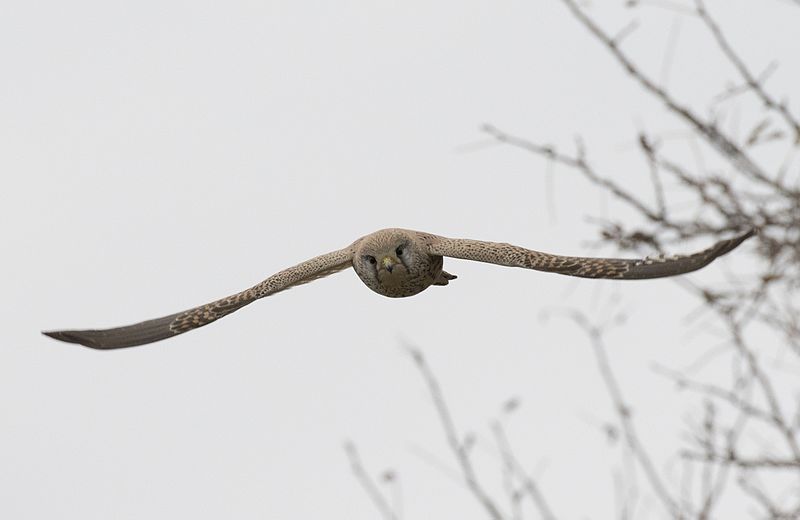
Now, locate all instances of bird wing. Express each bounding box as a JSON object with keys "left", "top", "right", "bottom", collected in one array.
[
  {"left": 426, "top": 229, "right": 755, "bottom": 280},
  {"left": 43, "top": 246, "right": 355, "bottom": 350}
]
